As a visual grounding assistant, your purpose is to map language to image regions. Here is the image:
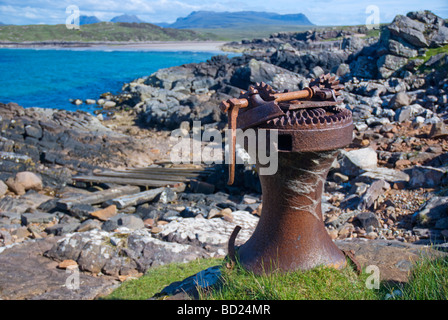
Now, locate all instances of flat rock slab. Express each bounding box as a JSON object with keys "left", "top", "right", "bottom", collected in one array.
[
  {"left": 0, "top": 238, "right": 120, "bottom": 300},
  {"left": 336, "top": 239, "right": 447, "bottom": 283}
]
